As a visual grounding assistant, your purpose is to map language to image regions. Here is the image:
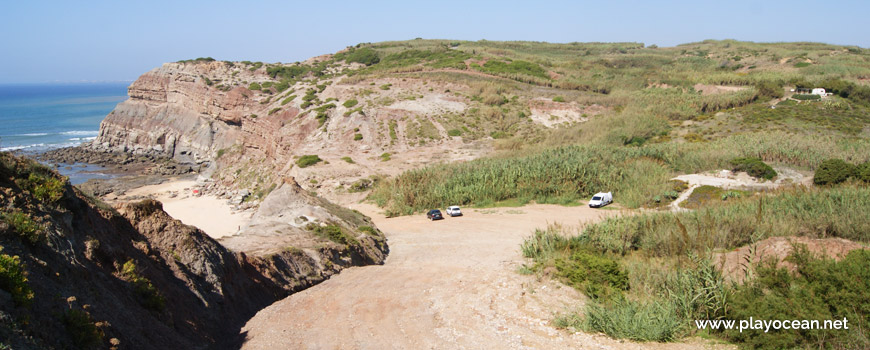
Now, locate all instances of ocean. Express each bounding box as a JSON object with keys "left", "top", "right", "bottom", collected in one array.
[{"left": 0, "top": 82, "right": 129, "bottom": 152}]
